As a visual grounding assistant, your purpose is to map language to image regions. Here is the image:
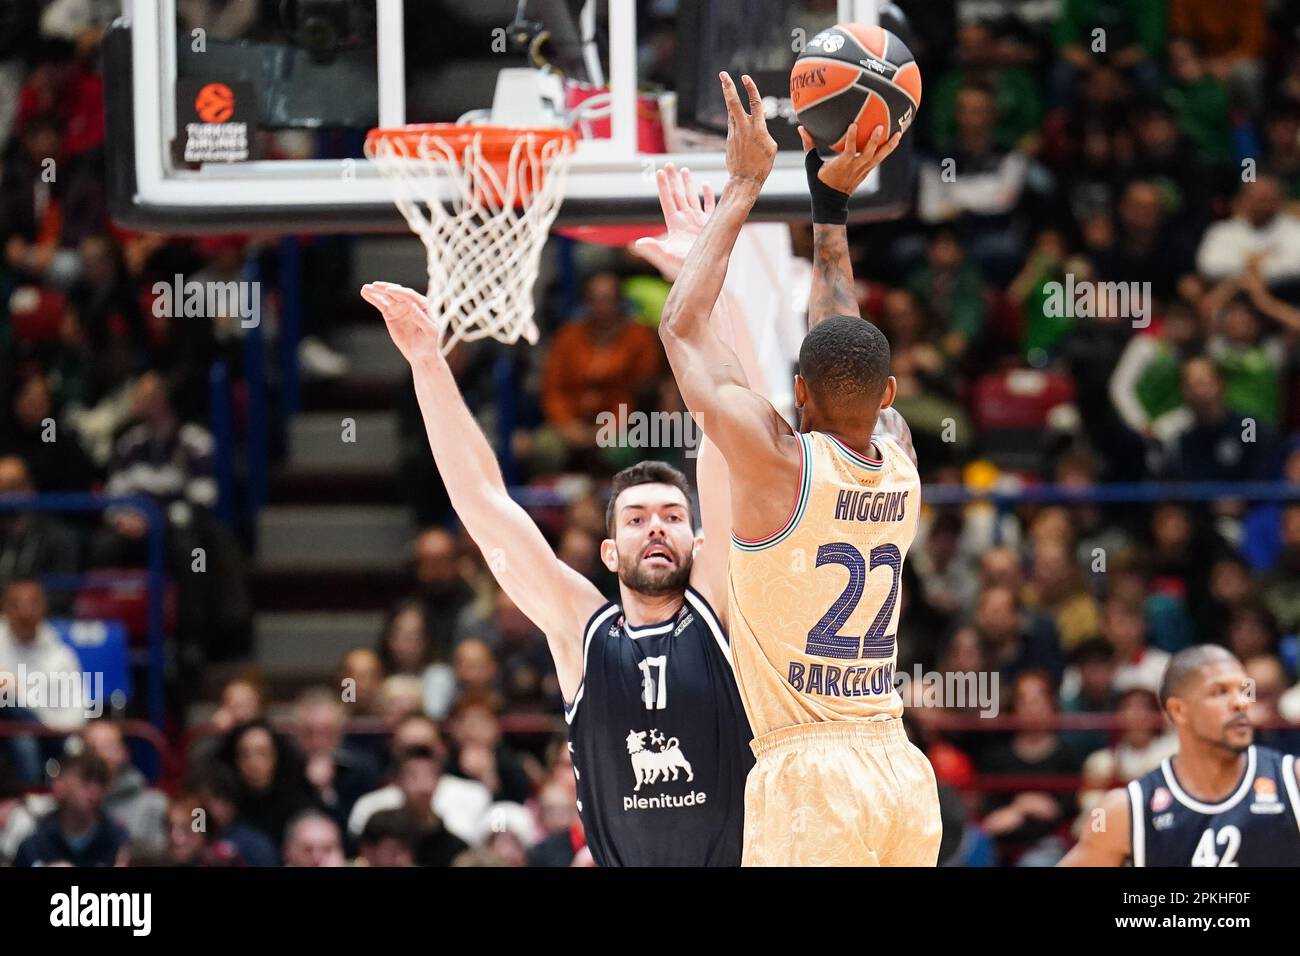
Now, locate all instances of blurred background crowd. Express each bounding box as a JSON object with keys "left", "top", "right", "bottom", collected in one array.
[{"left": 2, "top": 0, "right": 1300, "bottom": 867}]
